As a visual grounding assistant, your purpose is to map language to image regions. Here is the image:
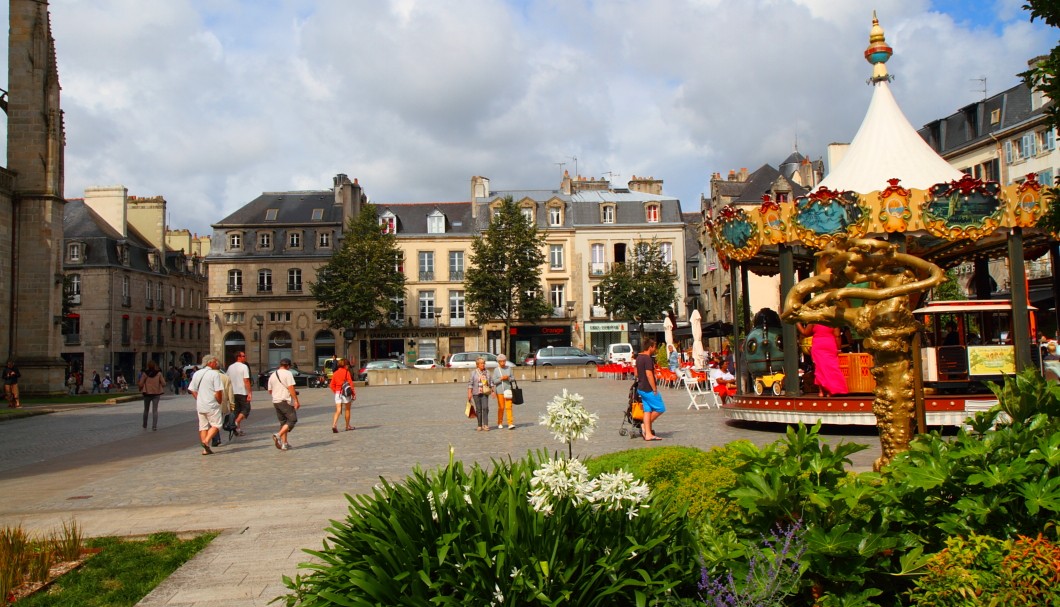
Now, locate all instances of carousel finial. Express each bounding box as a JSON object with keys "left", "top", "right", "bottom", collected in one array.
[{"left": 864, "top": 11, "right": 893, "bottom": 83}]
